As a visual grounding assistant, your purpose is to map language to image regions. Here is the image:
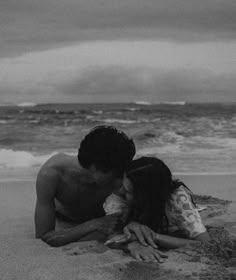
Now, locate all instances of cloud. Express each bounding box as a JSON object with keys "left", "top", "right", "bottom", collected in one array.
[
  {"left": 0, "top": 0, "right": 236, "bottom": 57},
  {"left": 0, "top": 39, "right": 235, "bottom": 103},
  {"left": 54, "top": 66, "right": 236, "bottom": 103},
  {"left": 1, "top": 65, "right": 235, "bottom": 103}
]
